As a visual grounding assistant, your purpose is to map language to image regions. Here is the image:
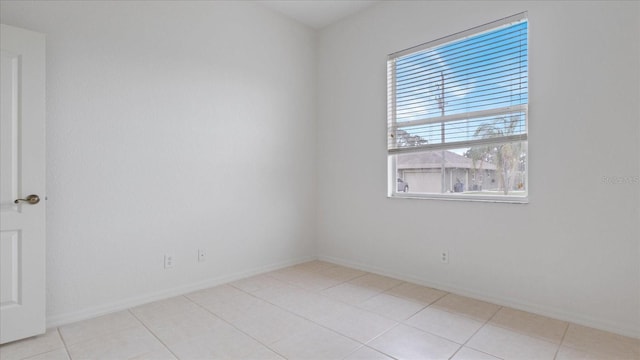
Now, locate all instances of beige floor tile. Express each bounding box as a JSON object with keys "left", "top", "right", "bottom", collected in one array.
[
  {"left": 368, "top": 324, "right": 461, "bottom": 360},
  {"left": 58, "top": 311, "right": 141, "bottom": 346},
  {"left": 138, "top": 307, "right": 226, "bottom": 346},
  {"left": 290, "top": 272, "right": 350, "bottom": 291},
  {"left": 344, "top": 346, "right": 395, "bottom": 359},
  {"left": 186, "top": 284, "right": 264, "bottom": 322},
  {"left": 252, "top": 285, "right": 306, "bottom": 314},
  {"left": 406, "top": 306, "right": 487, "bottom": 344},
  {"left": 130, "top": 347, "right": 177, "bottom": 360},
  {"left": 288, "top": 260, "right": 338, "bottom": 273},
  {"left": 466, "top": 323, "right": 560, "bottom": 360},
  {"left": 254, "top": 283, "right": 346, "bottom": 320},
  {"left": 451, "top": 347, "right": 501, "bottom": 360},
  {"left": 66, "top": 326, "right": 166, "bottom": 360},
  {"left": 185, "top": 284, "right": 249, "bottom": 306},
  {"left": 260, "top": 286, "right": 397, "bottom": 343},
  {"left": 560, "top": 324, "right": 640, "bottom": 360},
  {"left": 321, "top": 282, "right": 382, "bottom": 305},
  {"left": 431, "top": 294, "right": 501, "bottom": 321},
  {"left": 359, "top": 292, "right": 426, "bottom": 321},
  {"left": 349, "top": 273, "right": 404, "bottom": 291},
  {"left": 315, "top": 304, "right": 398, "bottom": 343},
  {"left": 489, "top": 307, "right": 568, "bottom": 344},
  {"left": 556, "top": 345, "right": 609, "bottom": 360},
  {"left": 266, "top": 271, "right": 322, "bottom": 291},
  {"left": 267, "top": 262, "right": 333, "bottom": 284},
  {"left": 269, "top": 264, "right": 364, "bottom": 292},
  {"left": 230, "top": 274, "right": 288, "bottom": 293},
  {"left": 23, "top": 348, "right": 70, "bottom": 360},
  {"left": 130, "top": 296, "right": 200, "bottom": 323},
  {"left": 266, "top": 267, "right": 308, "bottom": 284},
  {"left": 0, "top": 329, "right": 65, "bottom": 360},
  {"left": 270, "top": 324, "right": 361, "bottom": 360},
  {"left": 23, "top": 262, "right": 636, "bottom": 360},
  {"left": 385, "top": 282, "right": 448, "bottom": 306},
  {"left": 243, "top": 346, "right": 286, "bottom": 360},
  {"left": 318, "top": 265, "right": 367, "bottom": 282},
  {"left": 168, "top": 323, "right": 281, "bottom": 359},
  {"left": 304, "top": 294, "right": 358, "bottom": 320},
  {"left": 224, "top": 300, "right": 318, "bottom": 345},
  {"left": 251, "top": 281, "right": 307, "bottom": 303}
]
